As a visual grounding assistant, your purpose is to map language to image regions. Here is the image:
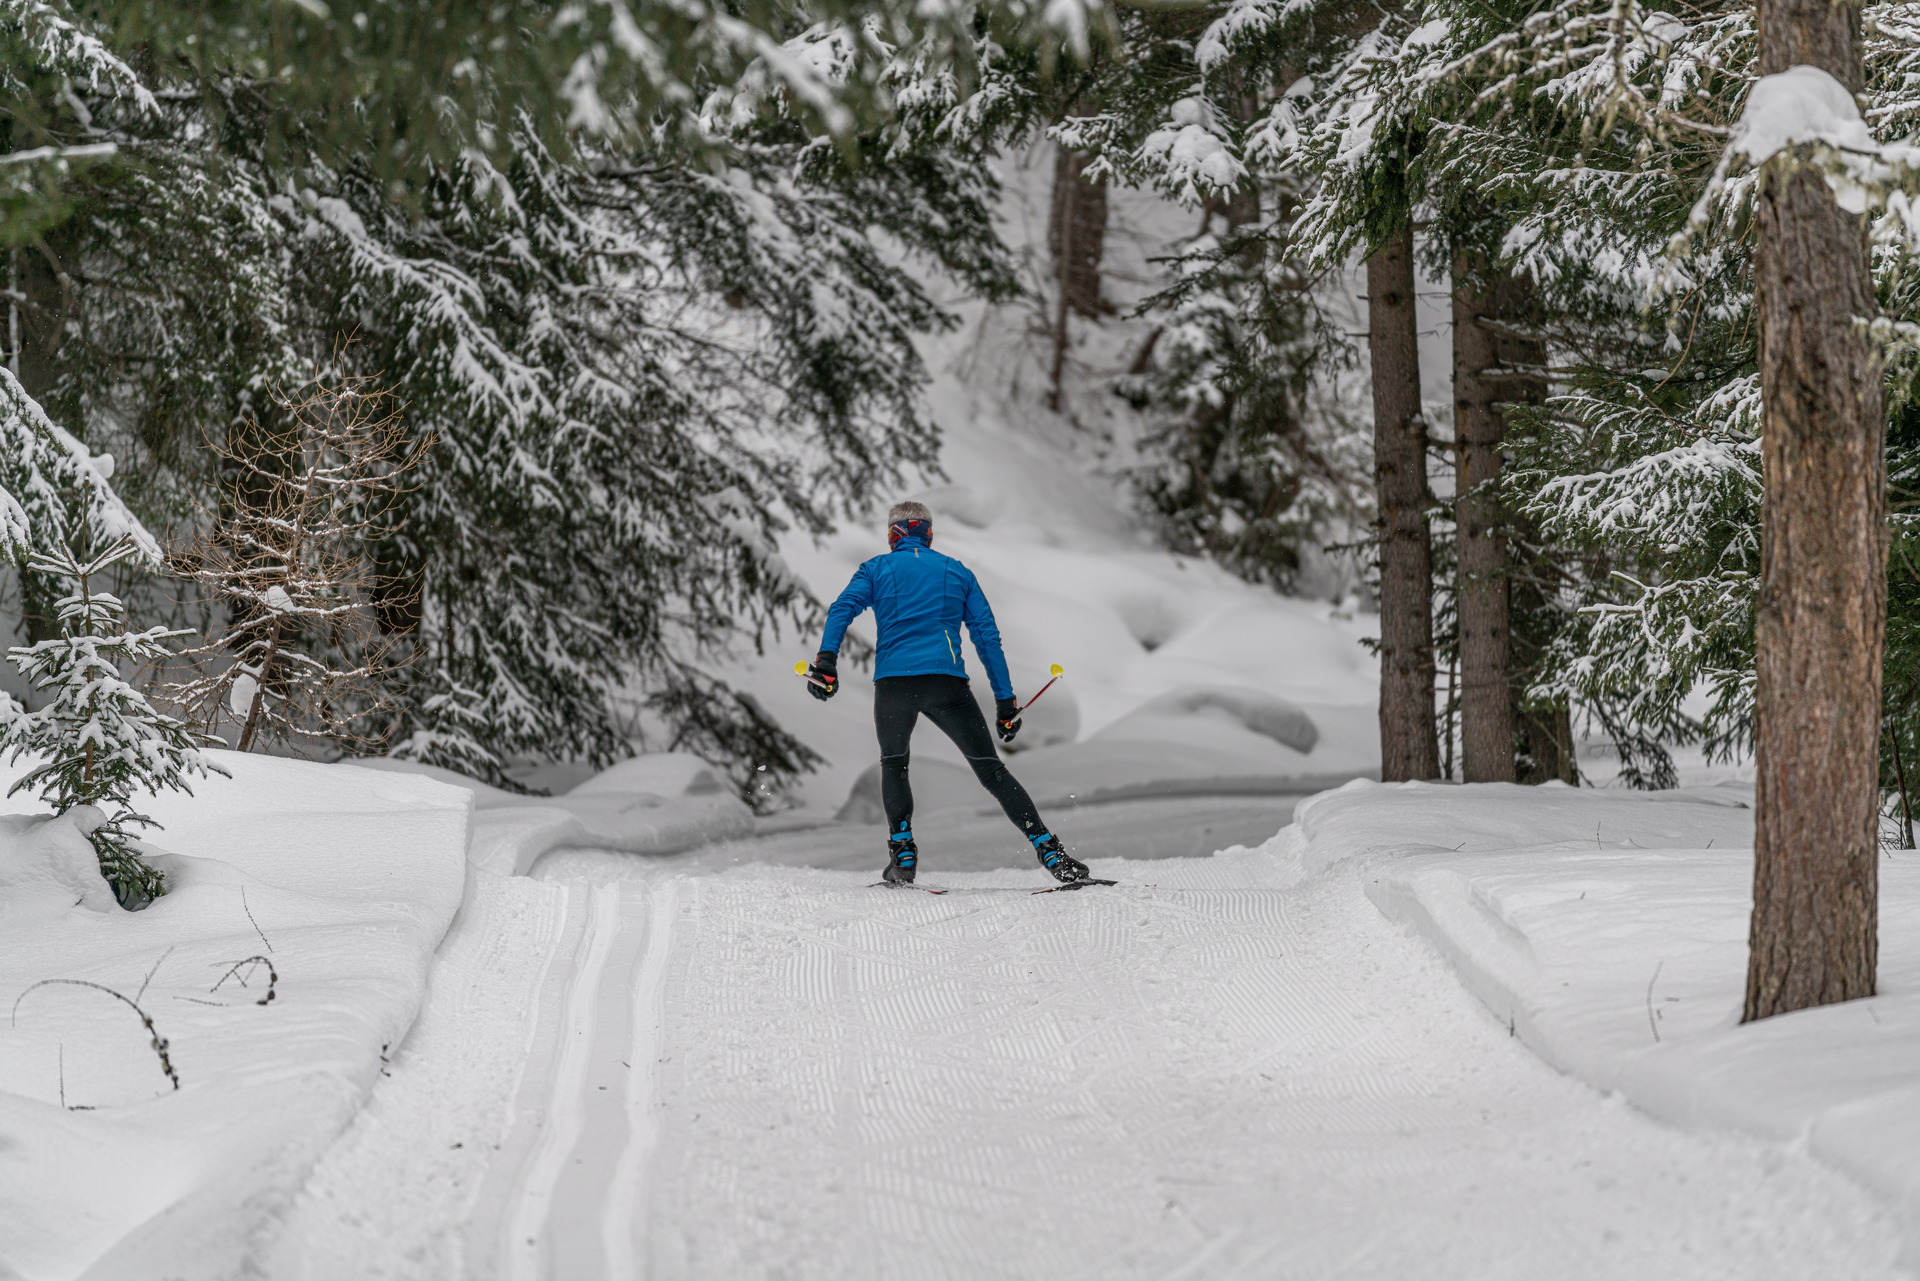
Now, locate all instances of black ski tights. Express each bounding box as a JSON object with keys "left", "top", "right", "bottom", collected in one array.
[{"left": 873, "top": 674, "right": 1048, "bottom": 838}]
